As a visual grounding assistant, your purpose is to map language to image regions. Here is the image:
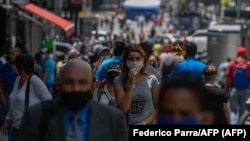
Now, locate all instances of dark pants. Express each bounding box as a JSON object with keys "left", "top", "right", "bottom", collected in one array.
[{"left": 9, "top": 125, "right": 19, "bottom": 141}]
